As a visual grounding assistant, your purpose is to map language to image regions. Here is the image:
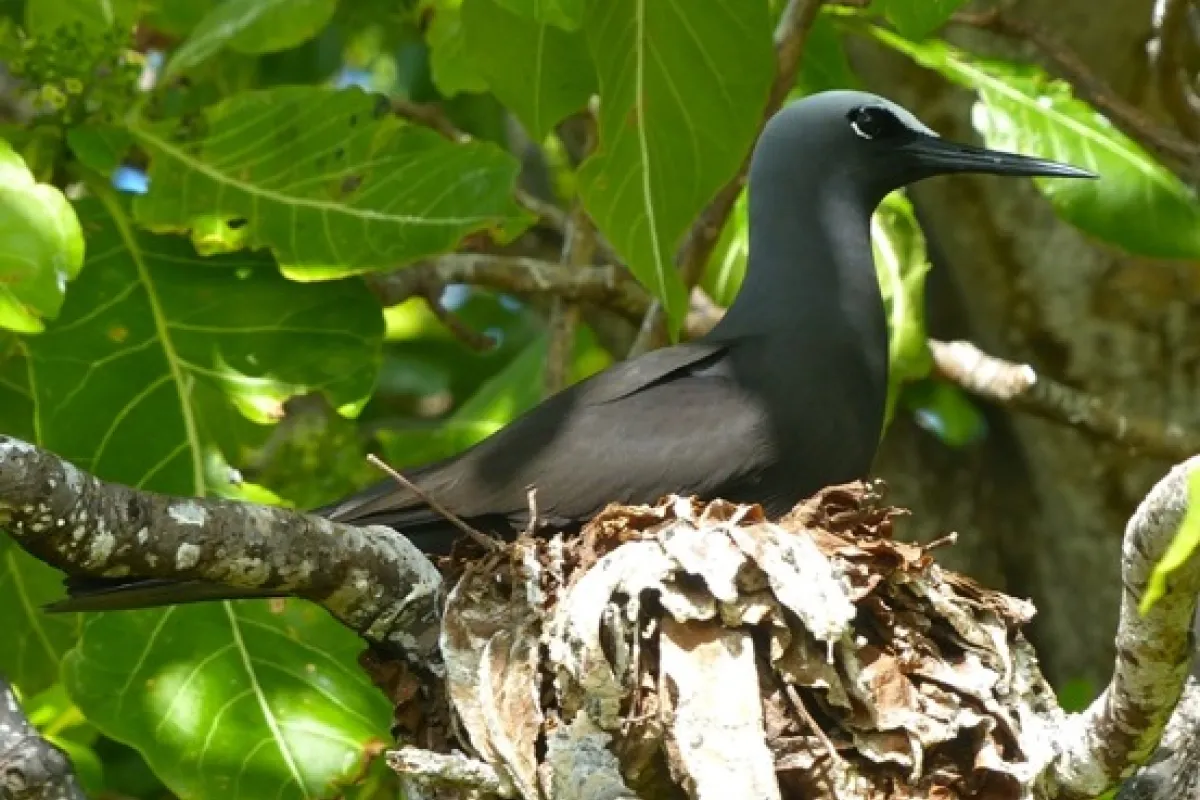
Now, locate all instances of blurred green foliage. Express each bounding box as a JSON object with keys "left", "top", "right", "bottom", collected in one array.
[{"left": 0, "top": 0, "right": 1192, "bottom": 796}]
